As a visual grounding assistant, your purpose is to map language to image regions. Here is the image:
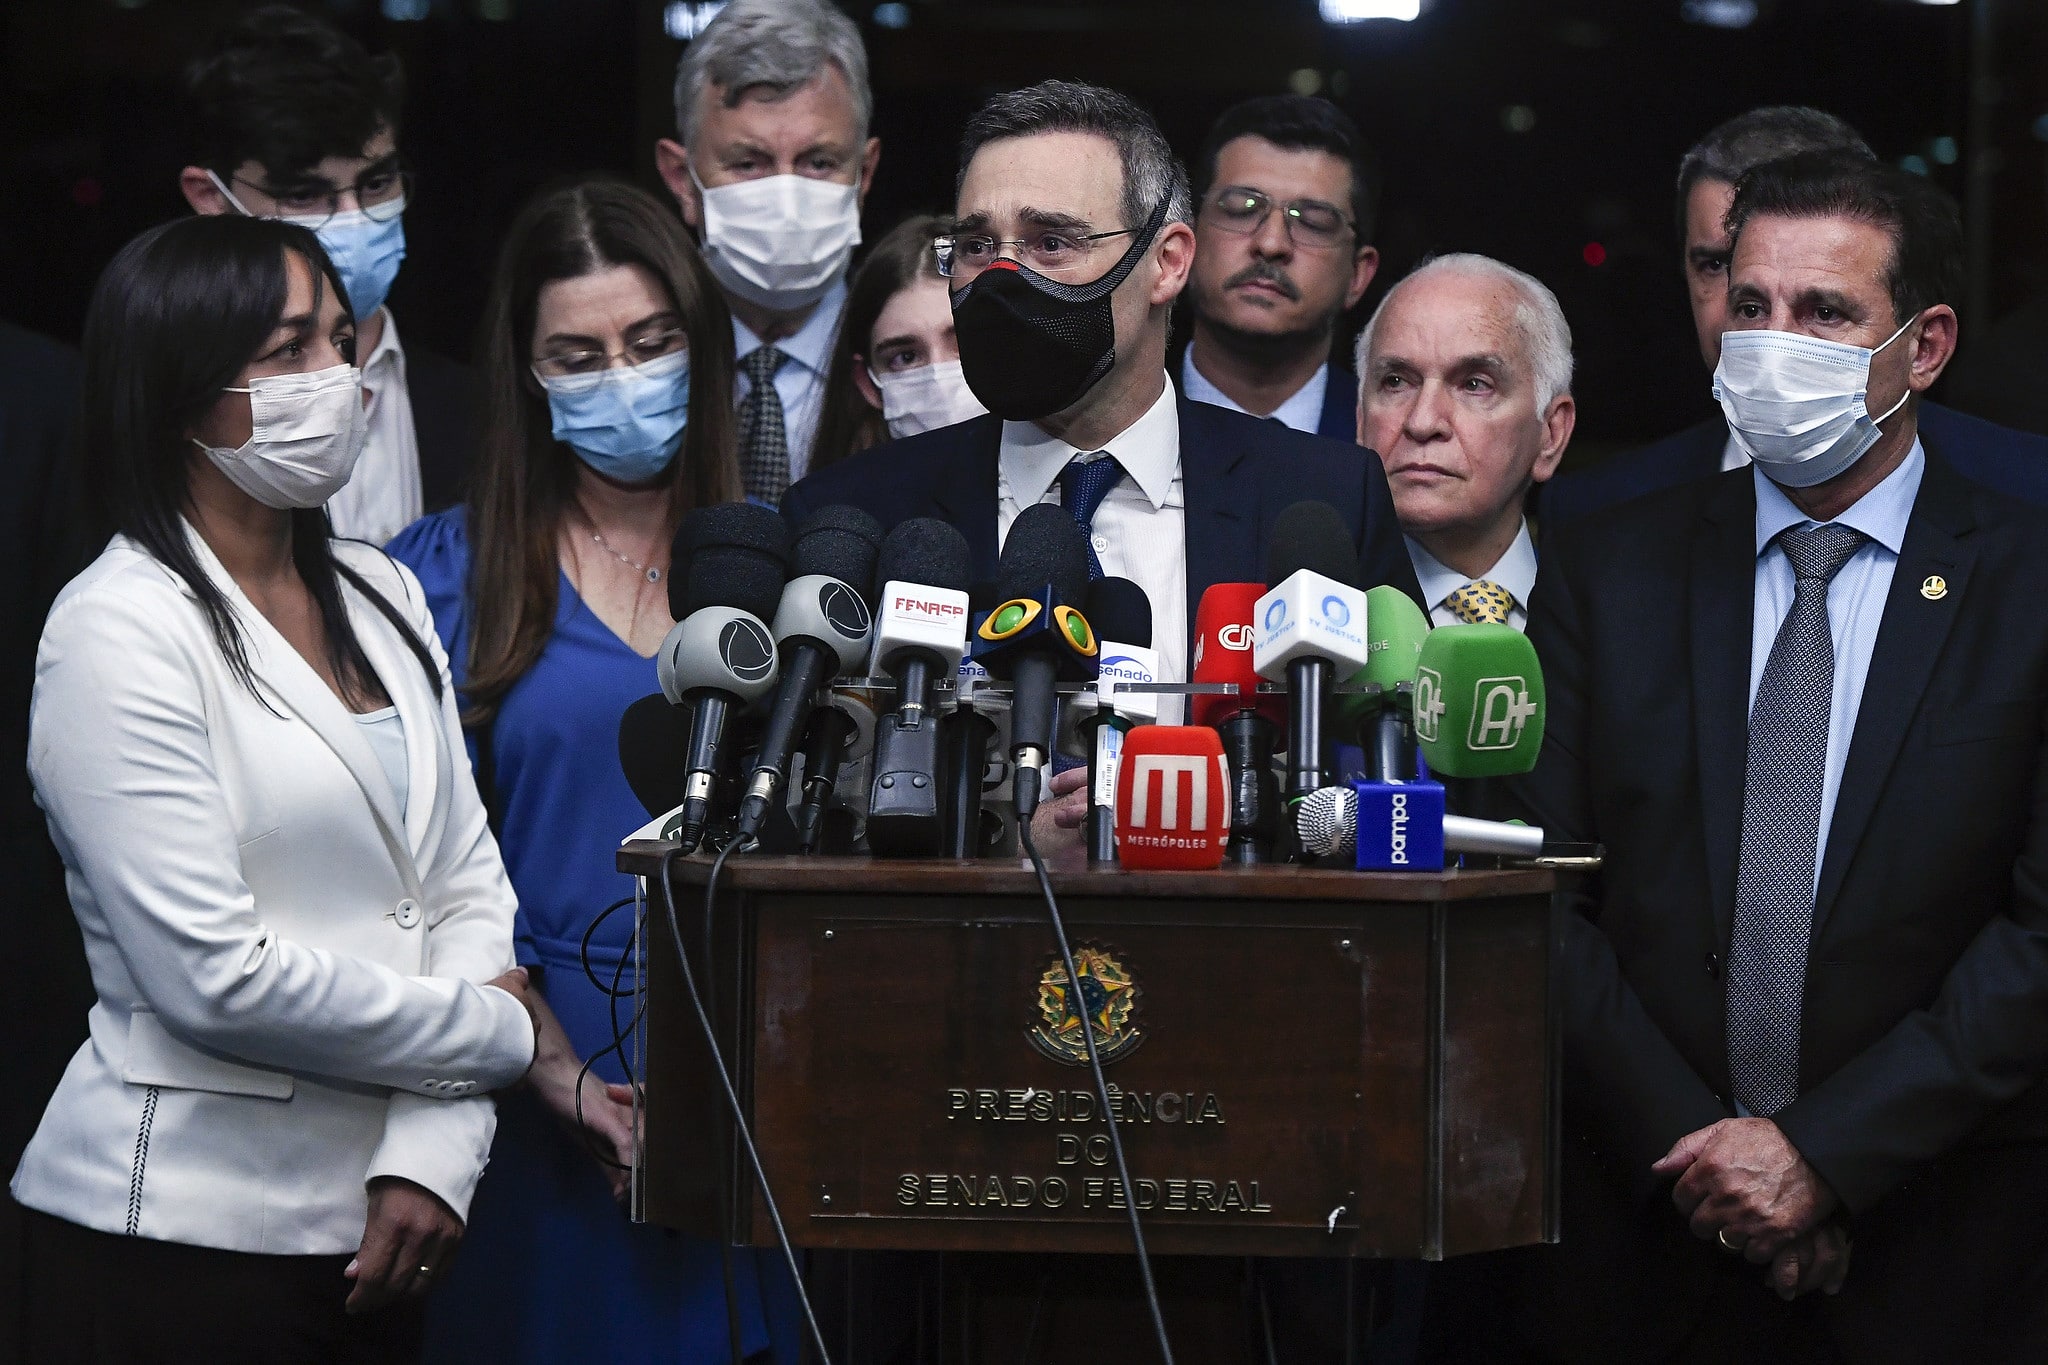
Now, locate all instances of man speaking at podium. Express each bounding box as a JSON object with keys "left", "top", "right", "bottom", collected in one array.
[
  {"left": 1474, "top": 152, "right": 2048, "bottom": 1361},
  {"left": 781, "top": 78, "right": 1417, "bottom": 734}
]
